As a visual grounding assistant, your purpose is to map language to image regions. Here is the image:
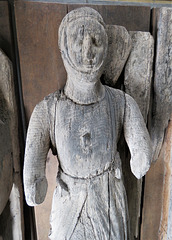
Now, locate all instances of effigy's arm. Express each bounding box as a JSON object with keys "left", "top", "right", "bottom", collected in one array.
[
  {"left": 124, "top": 94, "right": 152, "bottom": 179},
  {"left": 23, "top": 100, "right": 50, "bottom": 206}
]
